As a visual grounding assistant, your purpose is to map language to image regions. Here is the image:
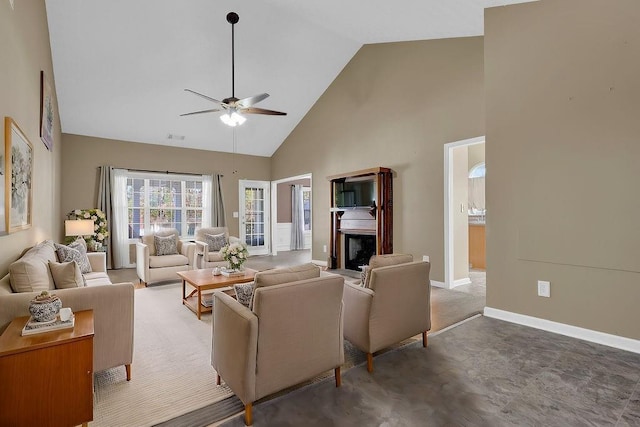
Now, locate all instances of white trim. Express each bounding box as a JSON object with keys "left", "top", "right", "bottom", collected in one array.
[
  {"left": 444, "top": 136, "right": 485, "bottom": 289},
  {"left": 430, "top": 280, "right": 446, "bottom": 288},
  {"left": 452, "top": 278, "right": 472, "bottom": 288},
  {"left": 484, "top": 307, "right": 640, "bottom": 354},
  {"left": 312, "top": 259, "right": 328, "bottom": 267}
]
